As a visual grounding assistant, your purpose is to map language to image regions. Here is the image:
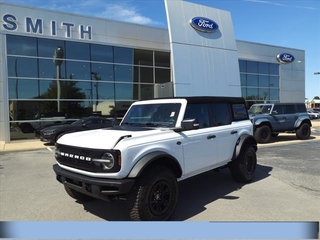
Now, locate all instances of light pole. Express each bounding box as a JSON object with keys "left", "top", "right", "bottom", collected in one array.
[{"left": 53, "top": 47, "right": 64, "bottom": 112}]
